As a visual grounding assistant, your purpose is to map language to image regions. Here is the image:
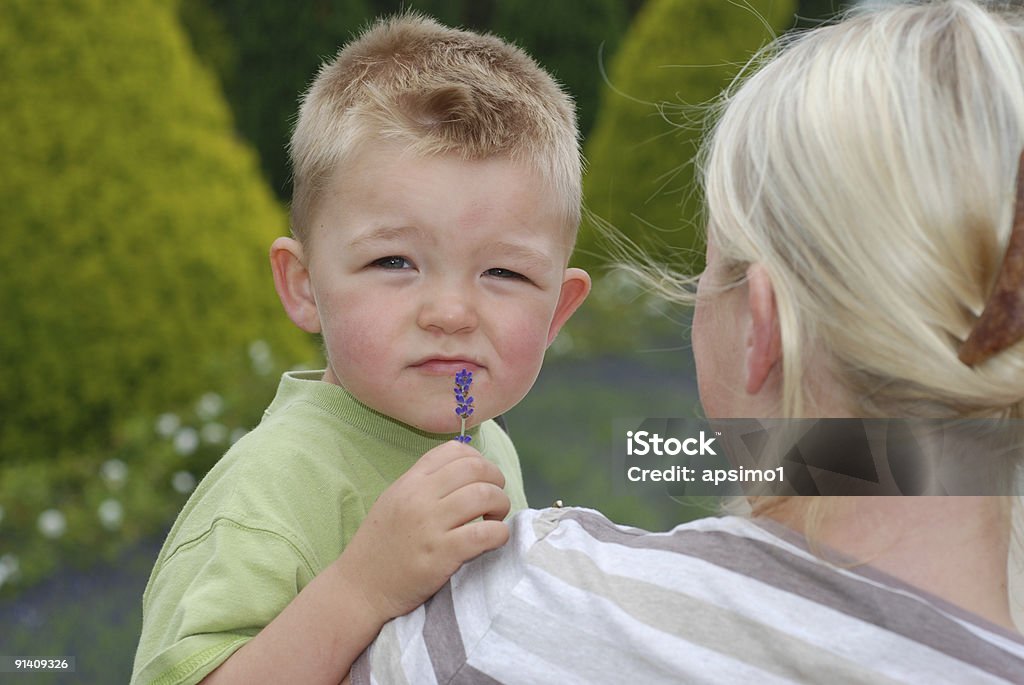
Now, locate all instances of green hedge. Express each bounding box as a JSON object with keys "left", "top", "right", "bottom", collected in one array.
[
  {"left": 581, "top": 0, "right": 797, "bottom": 274},
  {"left": 561, "top": 0, "right": 796, "bottom": 355},
  {"left": 0, "top": 351, "right": 289, "bottom": 597},
  {"left": 179, "top": 0, "right": 371, "bottom": 199},
  {"left": 489, "top": 0, "right": 630, "bottom": 140},
  {"left": 180, "top": 0, "right": 632, "bottom": 202},
  {"left": 0, "top": 0, "right": 317, "bottom": 465}
]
